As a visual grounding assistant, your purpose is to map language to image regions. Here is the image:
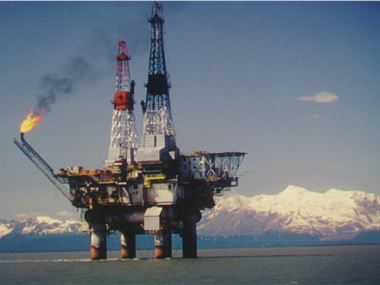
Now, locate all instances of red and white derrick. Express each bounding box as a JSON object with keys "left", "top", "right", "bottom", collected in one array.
[{"left": 107, "top": 40, "right": 138, "bottom": 164}]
